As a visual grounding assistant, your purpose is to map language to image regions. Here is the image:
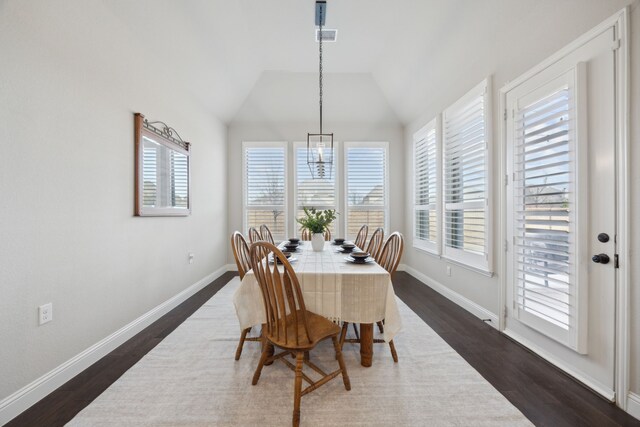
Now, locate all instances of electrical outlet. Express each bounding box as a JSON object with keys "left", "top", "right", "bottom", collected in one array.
[
  {"left": 39, "top": 303, "right": 53, "bottom": 325},
  {"left": 446, "top": 265, "right": 452, "bottom": 277},
  {"left": 188, "top": 253, "right": 195, "bottom": 264}
]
